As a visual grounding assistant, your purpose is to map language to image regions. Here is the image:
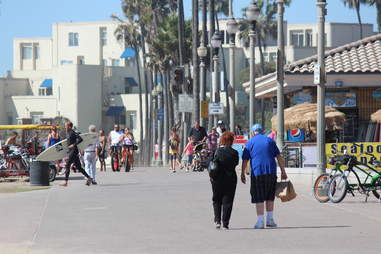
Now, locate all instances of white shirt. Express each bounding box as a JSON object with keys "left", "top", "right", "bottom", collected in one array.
[{"left": 110, "top": 131, "right": 122, "bottom": 146}]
